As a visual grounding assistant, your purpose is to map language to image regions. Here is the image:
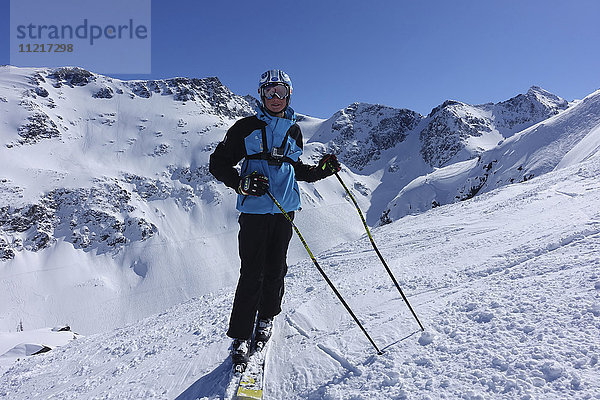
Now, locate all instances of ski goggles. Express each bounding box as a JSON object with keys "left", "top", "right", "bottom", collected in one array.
[{"left": 261, "top": 83, "right": 289, "bottom": 100}]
